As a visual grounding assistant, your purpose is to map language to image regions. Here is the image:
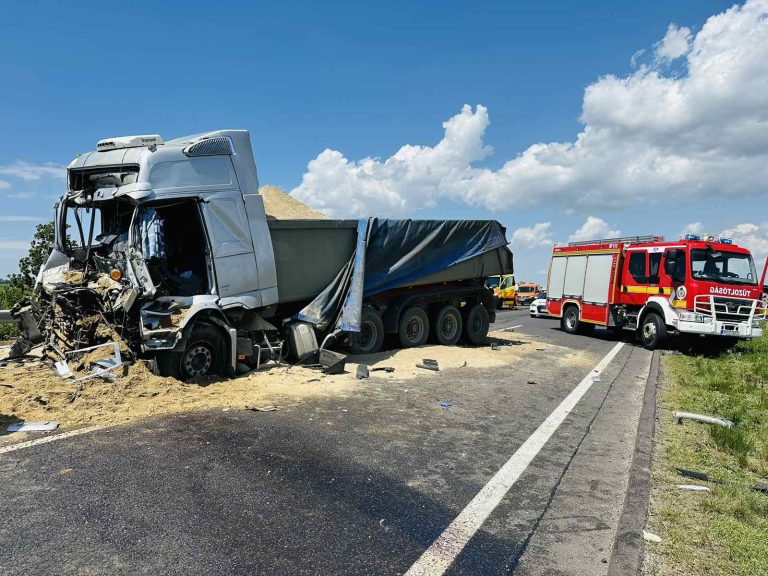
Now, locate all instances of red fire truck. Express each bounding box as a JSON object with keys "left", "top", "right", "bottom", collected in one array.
[{"left": 545, "top": 234, "right": 767, "bottom": 349}]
